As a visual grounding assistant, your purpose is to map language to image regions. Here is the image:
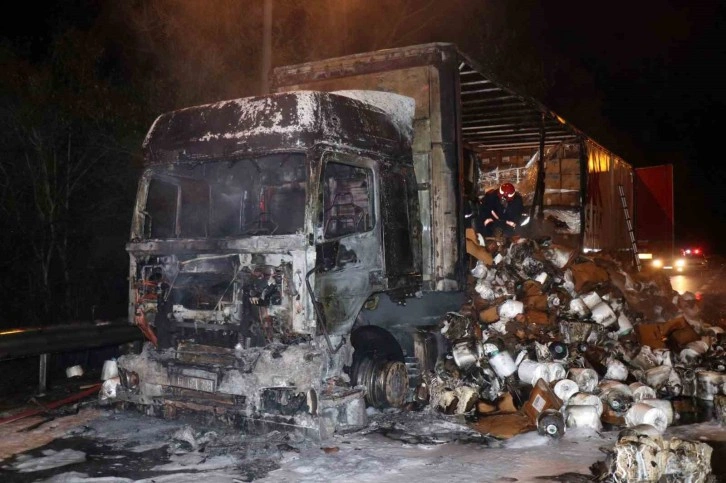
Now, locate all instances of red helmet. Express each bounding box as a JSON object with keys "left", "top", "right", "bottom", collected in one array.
[{"left": 499, "top": 183, "right": 516, "bottom": 200}]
